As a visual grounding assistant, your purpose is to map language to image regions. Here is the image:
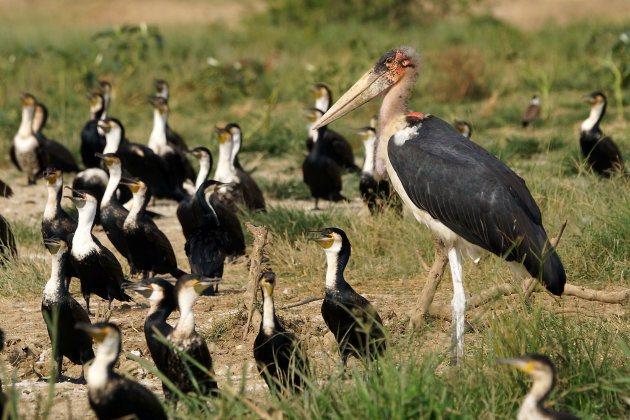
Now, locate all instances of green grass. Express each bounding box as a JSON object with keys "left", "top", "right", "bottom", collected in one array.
[{"left": 1, "top": 0, "right": 630, "bottom": 418}]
